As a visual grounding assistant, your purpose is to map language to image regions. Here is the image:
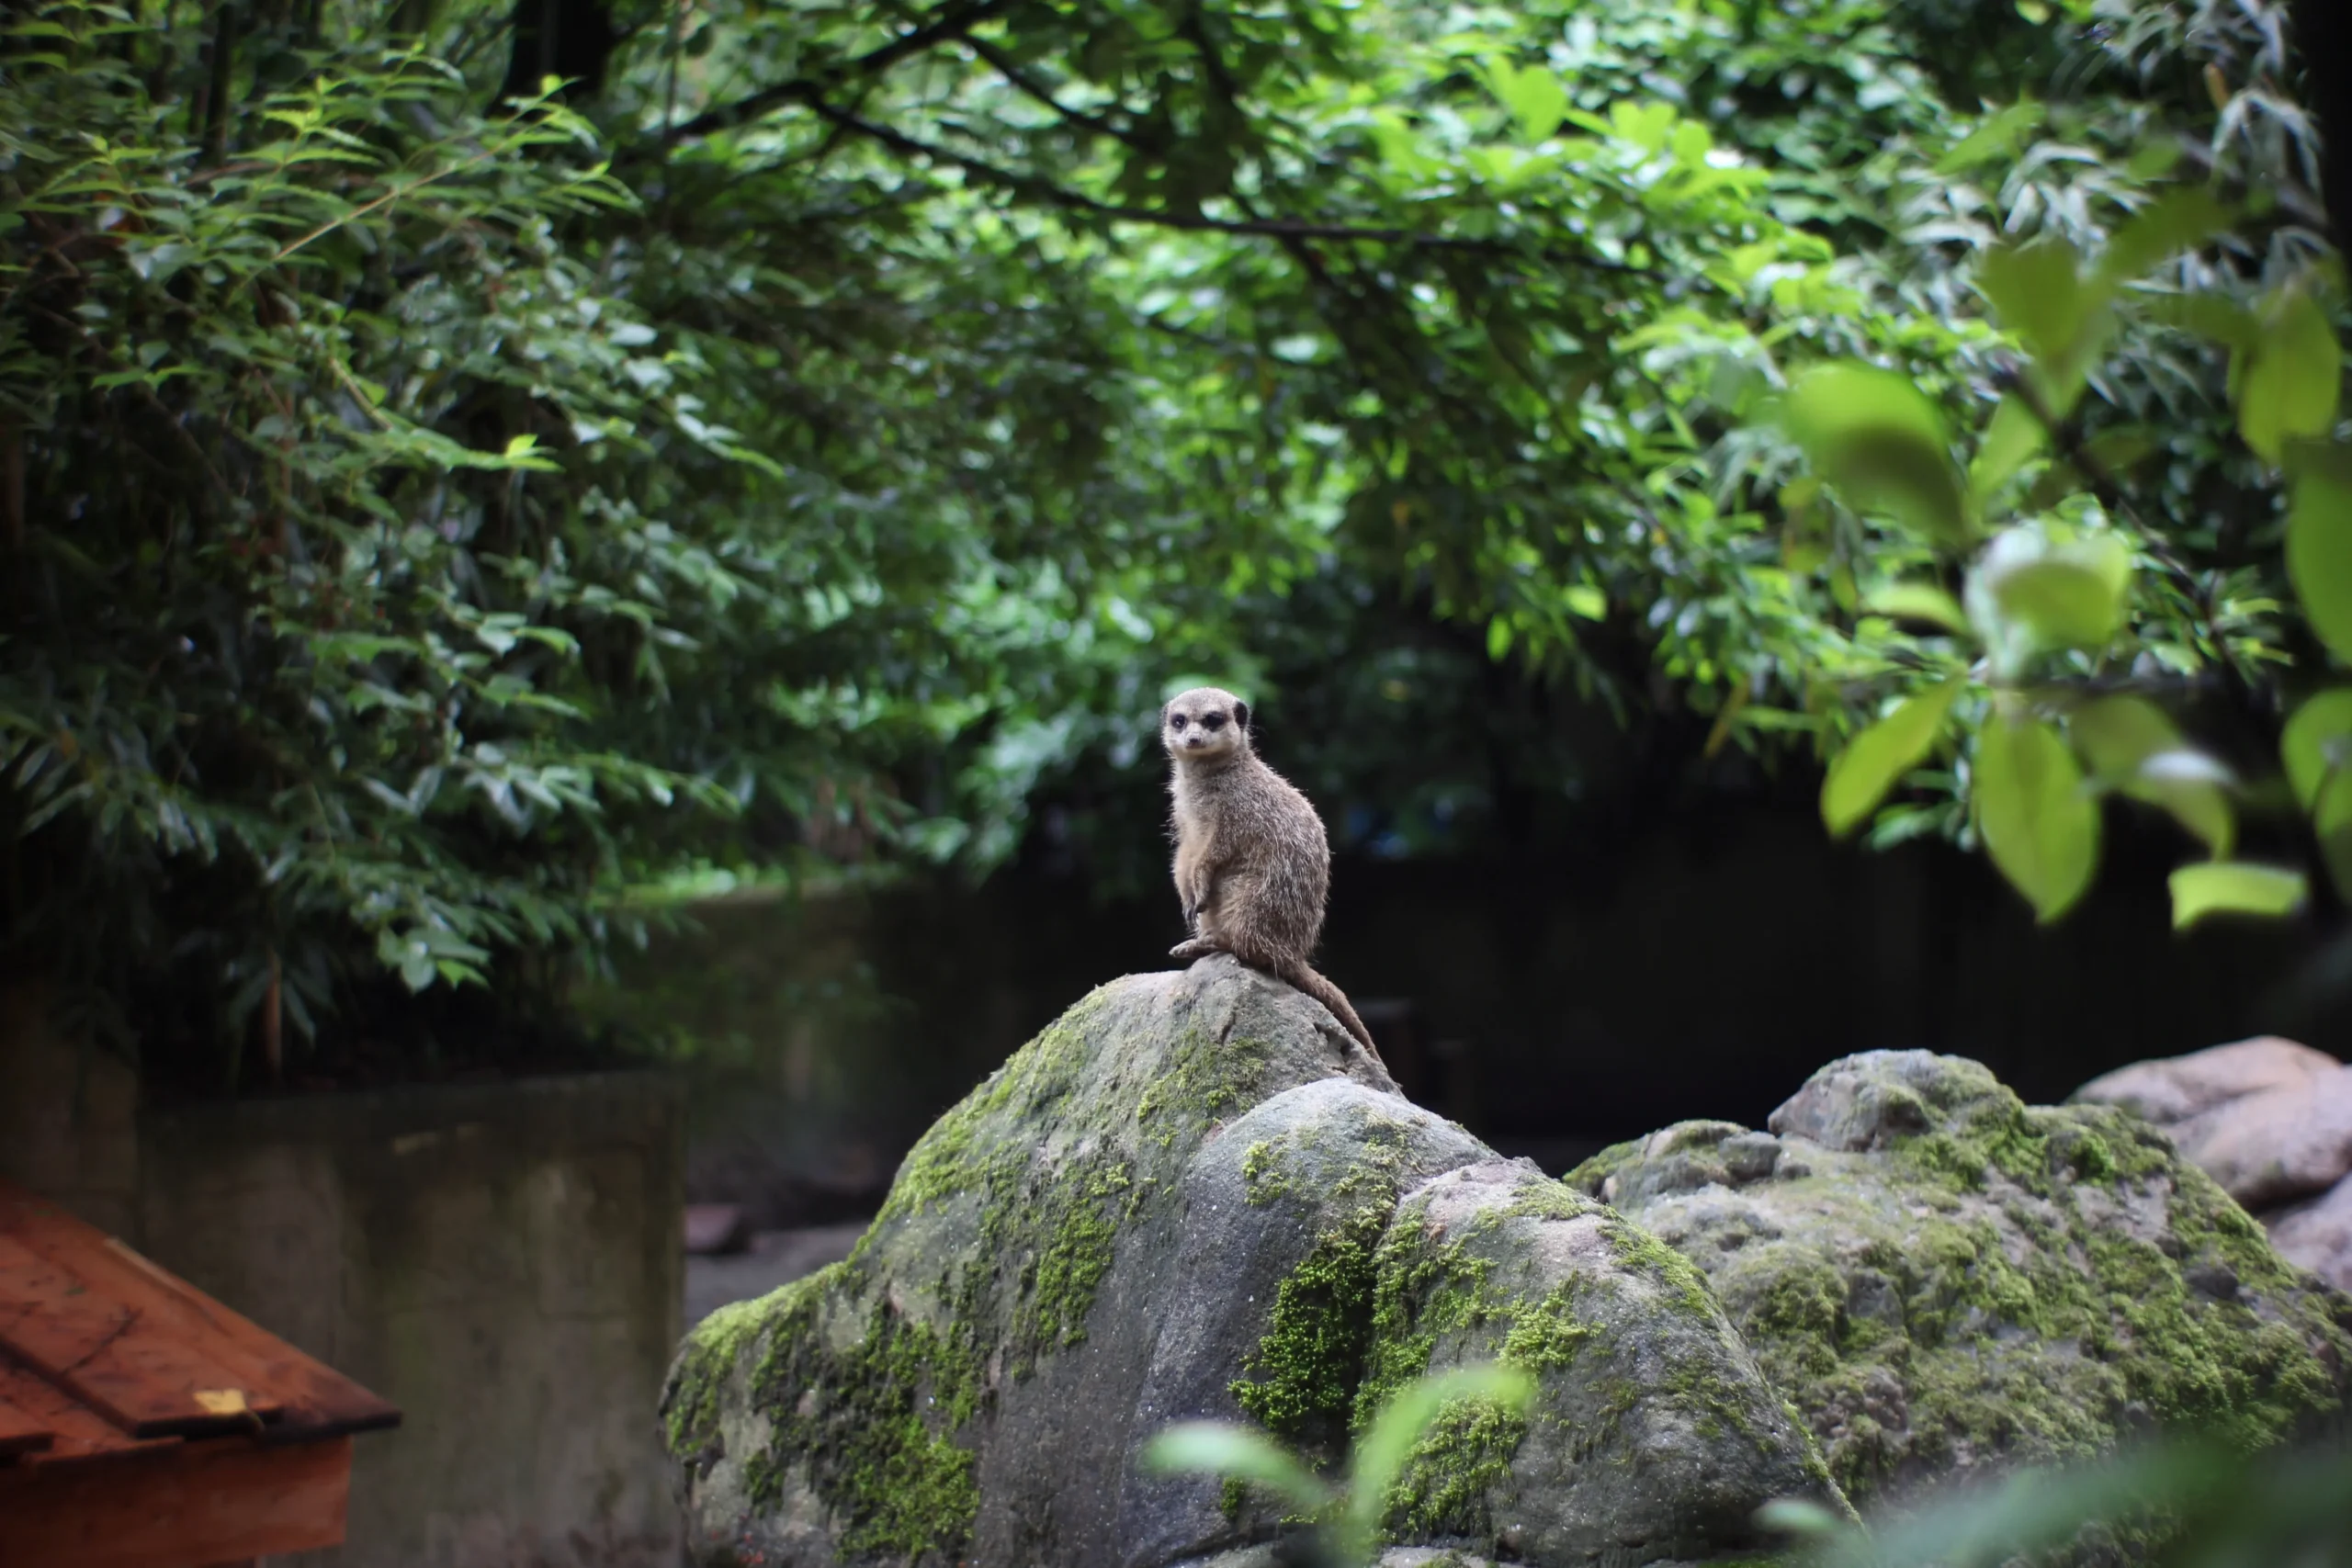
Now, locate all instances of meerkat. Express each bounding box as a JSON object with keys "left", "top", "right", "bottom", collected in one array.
[{"left": 1159, "top": 686, "right": 1384, "bottom": 1066}]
